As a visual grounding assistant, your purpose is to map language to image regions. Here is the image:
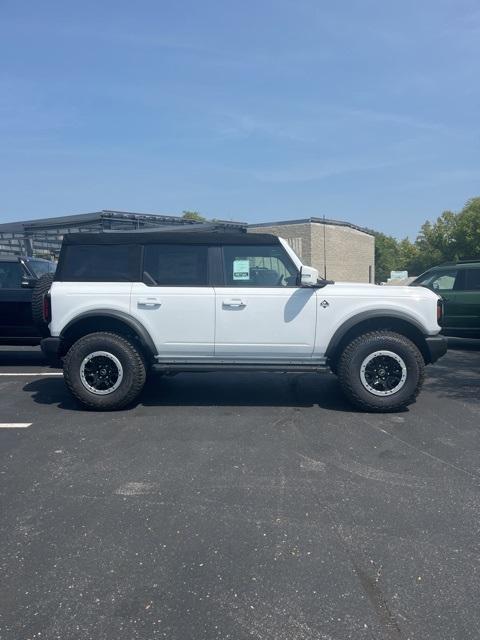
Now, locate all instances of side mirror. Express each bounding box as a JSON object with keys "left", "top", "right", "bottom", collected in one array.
[
  {"left": 299, "top": 265, "right": 320, "bottom": 287},
  {"left": 21, "top": 276, "right": 37, "bottom": 289}
]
